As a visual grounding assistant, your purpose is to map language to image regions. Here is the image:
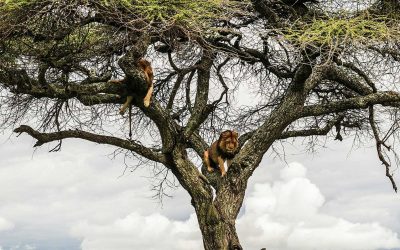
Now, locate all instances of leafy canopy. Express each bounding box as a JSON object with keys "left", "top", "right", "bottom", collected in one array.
[{"left": 1, "top": 0, "right": 250, "bottom": 30}]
